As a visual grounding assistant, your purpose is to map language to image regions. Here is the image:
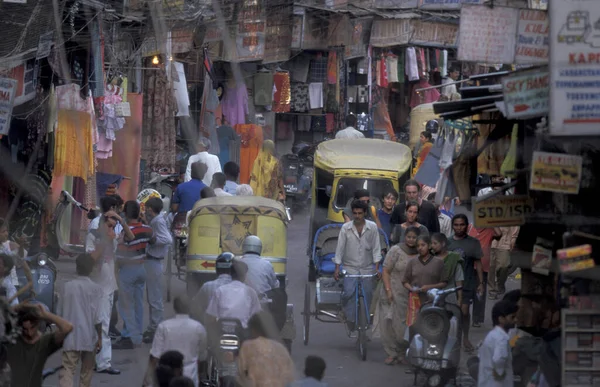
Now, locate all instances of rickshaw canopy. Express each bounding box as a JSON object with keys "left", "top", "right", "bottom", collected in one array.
[
  {"left": 314, "top": 139, "right": 412, "bottom": 177},
  {"left": 189, "top": 196, "right": 287, "bottom": 221}
]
